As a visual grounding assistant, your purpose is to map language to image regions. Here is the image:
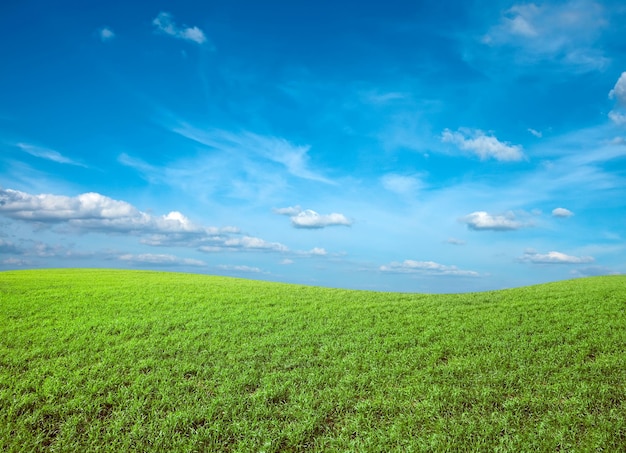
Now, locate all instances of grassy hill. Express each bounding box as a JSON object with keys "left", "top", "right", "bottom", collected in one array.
[{"left": 1, "top": 269, "right": 625, "bottom": 451}]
